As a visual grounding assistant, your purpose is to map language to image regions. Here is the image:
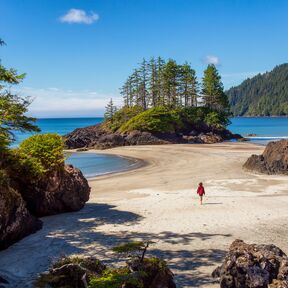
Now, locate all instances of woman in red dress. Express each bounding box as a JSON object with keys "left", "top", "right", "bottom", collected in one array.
[{"left": 197, "top": 182, "right": 205, "bottom": 205}]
